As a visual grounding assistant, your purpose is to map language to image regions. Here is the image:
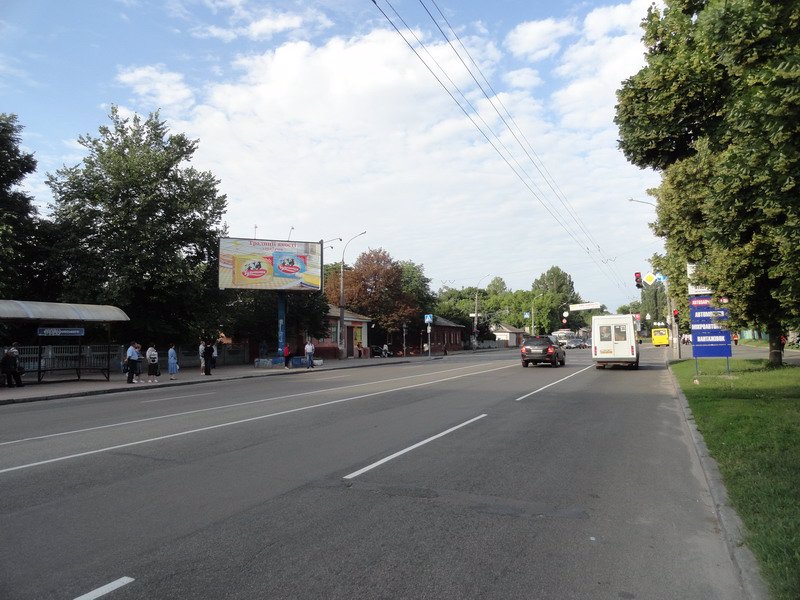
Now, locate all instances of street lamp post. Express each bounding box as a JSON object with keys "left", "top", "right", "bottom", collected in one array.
[
  {"left": 339, "top": 231, "right": 366, "bottom": 358},
  {"left": 530, "top": 292, "right": 547, "bottom": 335}
]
